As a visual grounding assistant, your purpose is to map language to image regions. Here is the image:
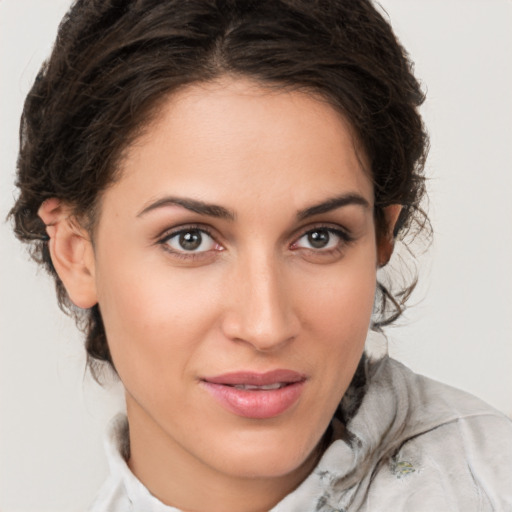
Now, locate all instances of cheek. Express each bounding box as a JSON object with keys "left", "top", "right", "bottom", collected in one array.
[
  {"left": 296, "top": 244, "right": 377, "bottom": 388},
  {"left": 94, "top": 250, "right": 223, "bottom": 387},
  {"left": 300, "top": 246, "right": 377, "bottom": 335}
]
